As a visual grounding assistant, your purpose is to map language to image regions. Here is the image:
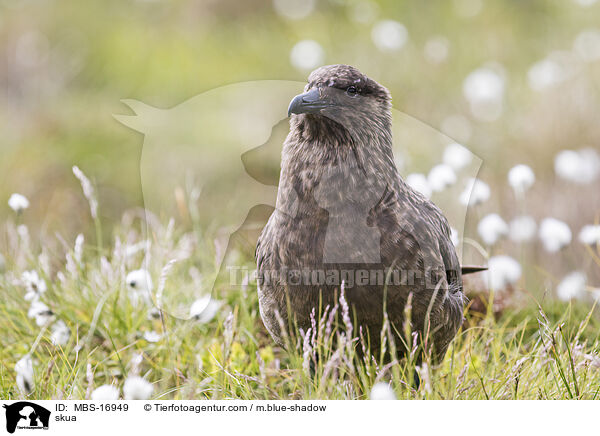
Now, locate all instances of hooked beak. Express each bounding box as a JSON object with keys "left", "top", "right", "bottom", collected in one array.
[{"left": 287, "top": 88, "right": 330, "bottom": 117}]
